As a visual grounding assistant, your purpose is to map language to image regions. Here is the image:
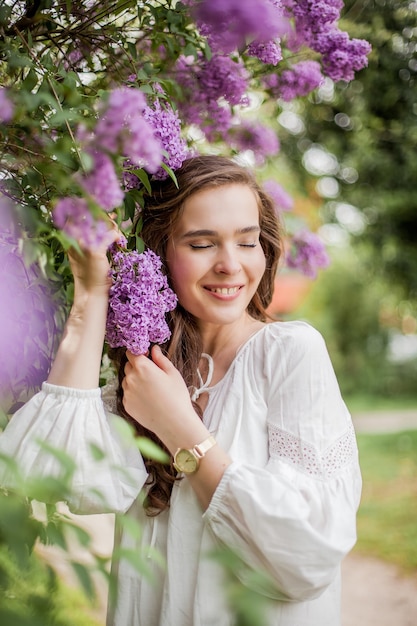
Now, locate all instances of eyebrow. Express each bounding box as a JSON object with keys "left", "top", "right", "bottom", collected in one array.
[{"left": 180, "top": 226, "right": 261, "bottom": 240}]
